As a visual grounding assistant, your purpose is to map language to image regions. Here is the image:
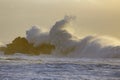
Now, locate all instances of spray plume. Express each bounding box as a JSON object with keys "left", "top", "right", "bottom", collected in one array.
[{"left": 0, "top": 16, "right": 120, "bottom": 58}]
